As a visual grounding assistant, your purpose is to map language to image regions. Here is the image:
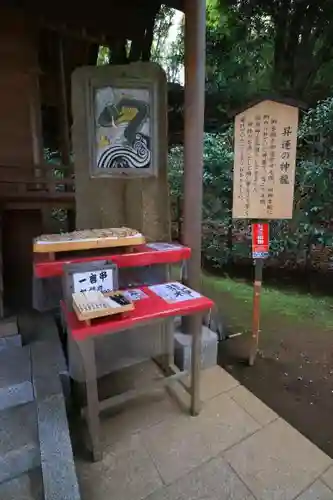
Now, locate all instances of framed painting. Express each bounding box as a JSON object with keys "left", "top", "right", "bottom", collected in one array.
[
  {"left": 93, "top": 84, "right": 153, "bottom": 174},
  {"left": 72, "top": 64, "right": 166, "bottom": 178}
]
